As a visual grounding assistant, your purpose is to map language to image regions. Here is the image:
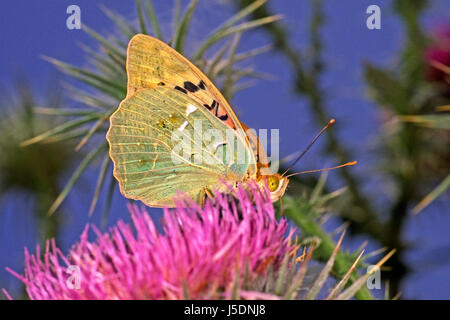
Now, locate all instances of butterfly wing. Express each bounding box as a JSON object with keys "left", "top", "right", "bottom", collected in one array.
[
  {"left": 240, "top": 121, "right": 272, "bottom": 176},
  {"left": 127, "top": 34, "right": 260, "bottom": 172},
  {"left": 106, "top": 86, "right": 253, "bottom": 207},
  {"left": 127, "top": 35, "right": 236, "bottom": 125}
]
